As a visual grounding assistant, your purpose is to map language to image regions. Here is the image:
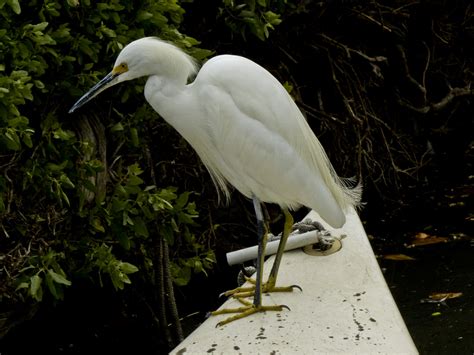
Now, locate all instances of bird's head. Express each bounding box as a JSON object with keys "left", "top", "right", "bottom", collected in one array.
[{"left": 69, "top": 37, "right": 197, "bottom": 113}]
